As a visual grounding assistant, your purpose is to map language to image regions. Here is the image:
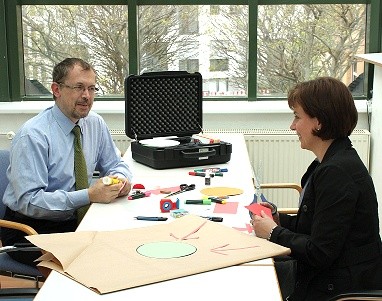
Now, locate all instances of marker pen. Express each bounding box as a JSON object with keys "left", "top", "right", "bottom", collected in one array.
[
  {"left": 188, "top": 171, "right": 206, "bottom": 177},
  {"left": 212, "top": 172, "right": 223, "bottom": 177},
  {"left": 185, "top": 199, "right": 212, "bottom": 205},
  {"left": 194, "top": 168, "right": 228, "bottom": 172},
  {"left": 134, "top": 216, "right": 168, "bottom": 221},
  {"left": 201, "top": 216, "right": 224, "bottom": 222},
  {"left": 188, "top": 171, "right": 222, "bottom": 177},
  {"left": 209, "top": 197, "right": 227, "bottom": 204}
]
